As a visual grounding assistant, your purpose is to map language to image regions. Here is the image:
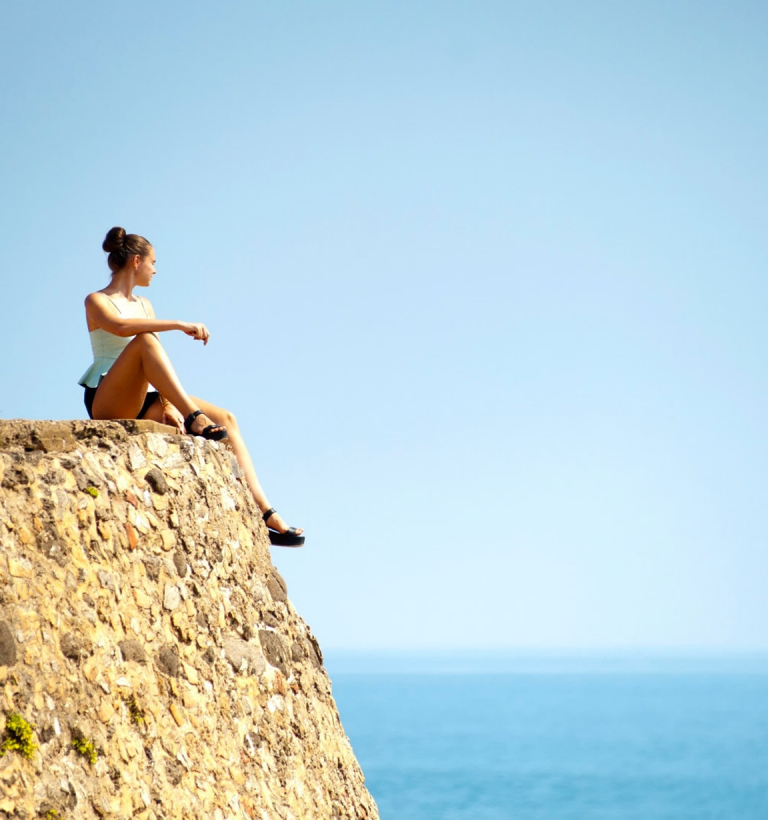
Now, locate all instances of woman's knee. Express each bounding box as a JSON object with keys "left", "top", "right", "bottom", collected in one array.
[
  {"left": 221, "top": 408, "right": 238, "bottom": 429},
  {"left": 131, "top": 331, "right": 162, "bottom": 351}
]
